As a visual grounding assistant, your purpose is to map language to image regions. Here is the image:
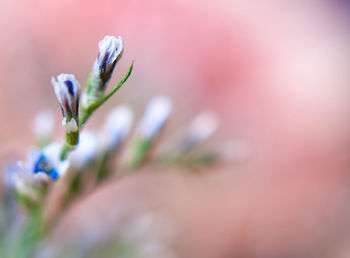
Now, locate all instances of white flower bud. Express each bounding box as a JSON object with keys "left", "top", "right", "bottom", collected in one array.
[
  {"left": 93, "top": 35, "right": 124, "bottom": 85},
  {"left": 103, "top": 105, "right": 134, "bottom": 151},
  {"left": 51, "top": 73, "right": 80, "bottom": 131},
  {"left": 10, "top": 164, "right": 42, "bottom": 202},
  {"left": 187, "top": 111, "right": 219, "bottom": 146},
  {"left": 138, "top": 96, "right": 172, "bottom": 140},
  {"left": 89, "top": 35, "right": 124, "bottom": 93}
]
